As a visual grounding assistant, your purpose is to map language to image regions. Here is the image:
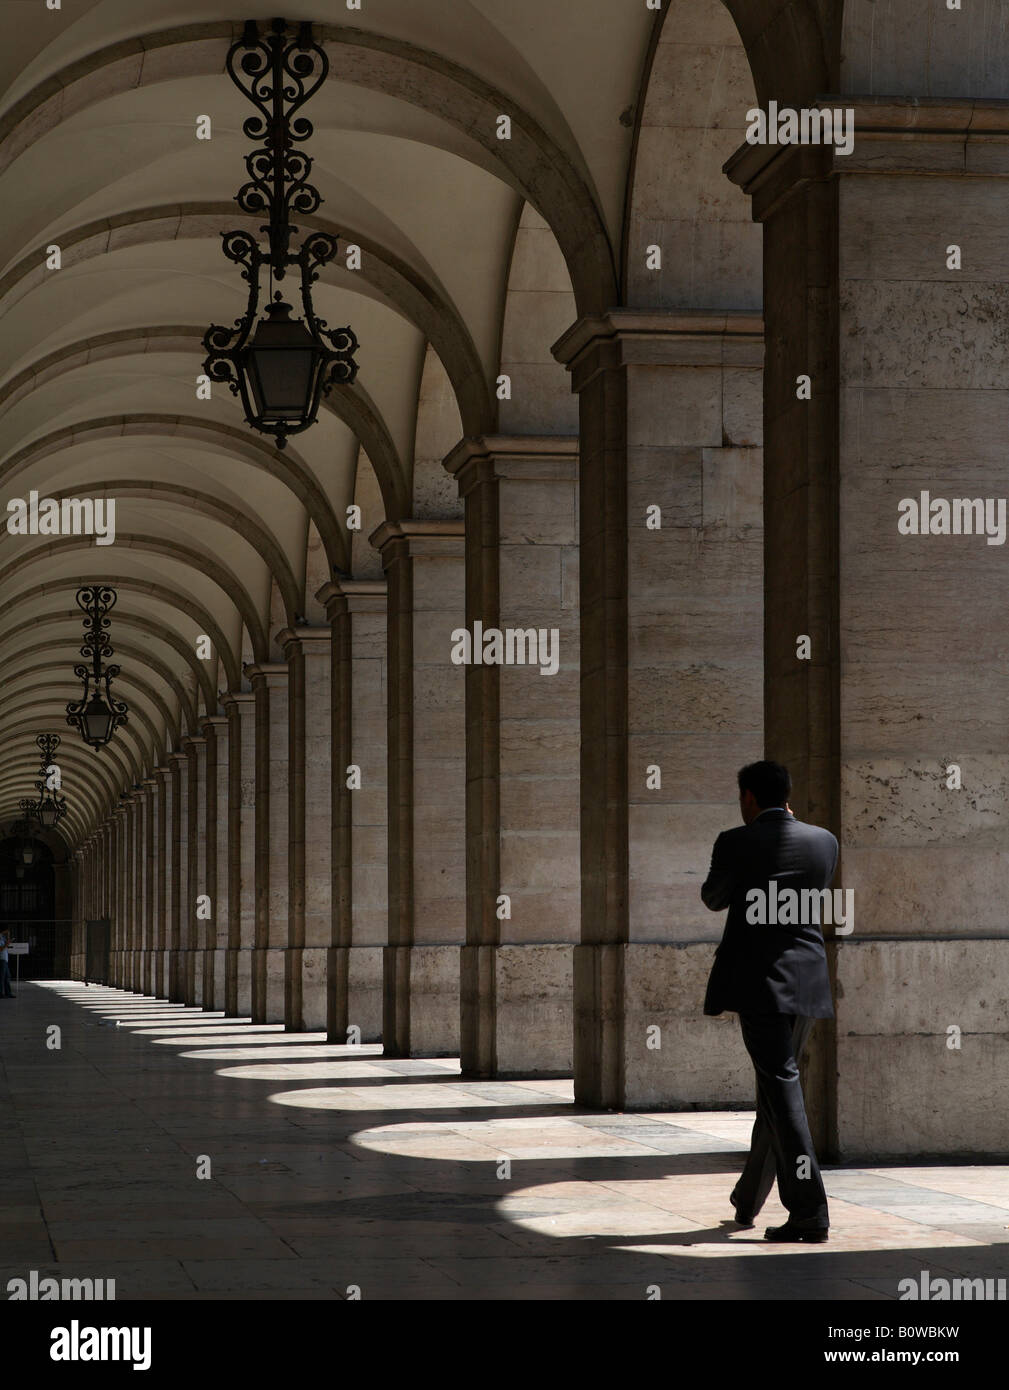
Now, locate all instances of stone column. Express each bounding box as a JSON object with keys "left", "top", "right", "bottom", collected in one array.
[
  {"left": 728, "top": 100, "right": 1009, "bottom": 1159},
  {"left": 53, "top": 854, "right": 71, "bottom": 977},
  {"left": 142, "top": 778, "right": 158, "bottom": 996},
  {"left": 115, "top": 815, "right": 127, "bottom": 987},
  {"left": 201, "top": 716, "right": 229, "bottom": 1011},
  {"left": 553, "top": 309, "right": 765, "bottom": 1110},
  {"left": 130, "top": 795, "right": 141, "bottom": 990},
  {"left": 221, "top": 692, "right": 256, "bottom": 1016},
  {"left": 154, "top": 766, "right": 171, "bottom": 999},
  {"left": 123, "top": 806, "right": 135, "bottom": 990},
  {"left": 166, "top": 753, "right": 187, "bottom": 1001},
  {"left": 247, "top": 665, "right": 289, "bottom": 1023},
  {"left": 73, "top": 849, "right": 84, "bottom": 977},
  {"left": 278, "top": 627, "right": 332, "bottom": 1030},
  {"left": 447, "top": 436, "right": 581, "bottom": 1077},
  {"left": 373, "top": 520, "right": 466, "bottom": 1056},
  {"left": 183, "top": 735, "right": 208, "bottom": 1006},
  {"left": 319, "top": 579, "right": 388, "bottom": 1044}
]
